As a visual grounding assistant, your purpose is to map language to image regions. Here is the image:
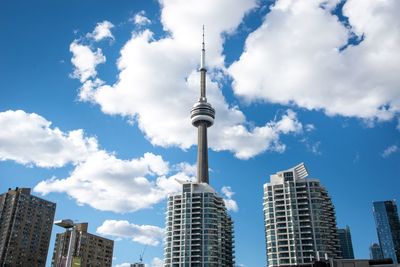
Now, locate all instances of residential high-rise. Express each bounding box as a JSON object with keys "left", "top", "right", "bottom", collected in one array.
[
  {"left": 0, "top": 187, "right": 56, "bottom": 266},
  {"left": 373, "top": 200, "right": 400, "bottom": 264},
  {"left": 51, "top": 220, "right": 113, "bottom": 267},
  {"left": 370, "top": 243, "right": 383, "bottom": 260},
  {"left": 163, "top": 28, "right": 235, "bottom": 267},
  {"left": 338, "top": 226, "right": 355, "bottom": 259},
  {"left": 263, "top": 163, "right": 341, "bottom": 267}
]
